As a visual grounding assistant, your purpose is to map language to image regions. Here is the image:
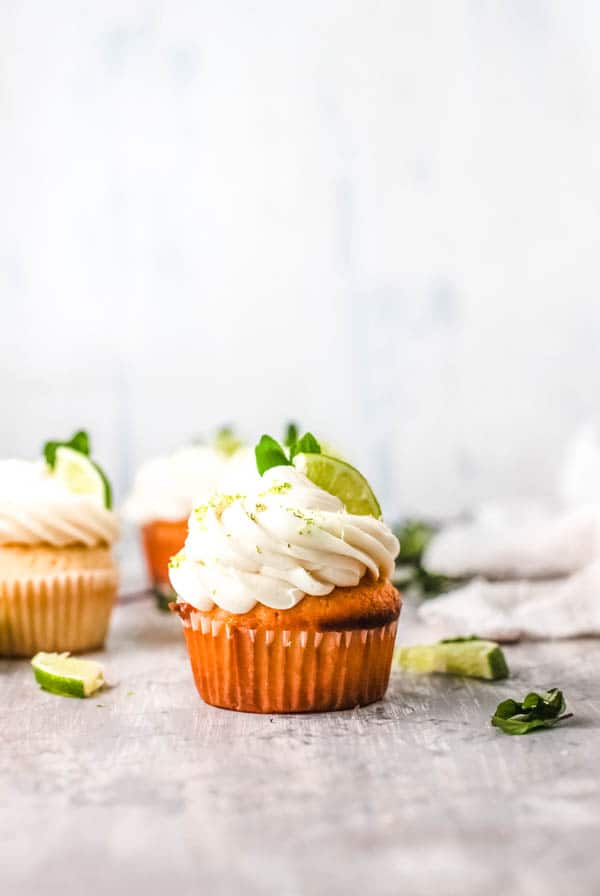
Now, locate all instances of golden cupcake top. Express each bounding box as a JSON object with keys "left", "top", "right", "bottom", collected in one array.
[{"left": 0, "top": 430, "right": 118, "bottom": 548}]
